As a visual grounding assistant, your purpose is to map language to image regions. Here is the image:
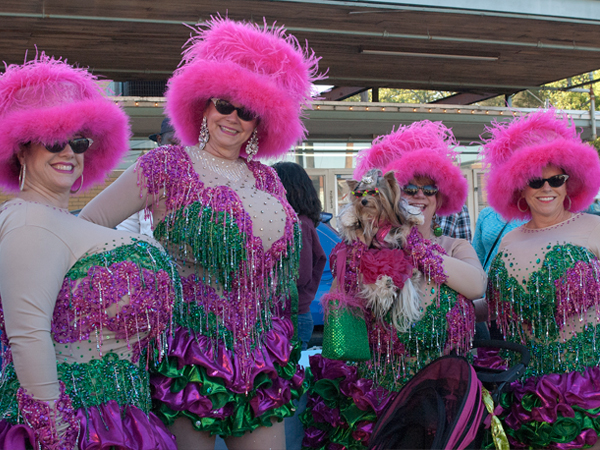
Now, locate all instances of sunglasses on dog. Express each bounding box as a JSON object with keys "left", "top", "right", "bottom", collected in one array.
[
  {"left": 211, "top": 98, "right": 257, "bottom": 122},
  {"left": 402, "top": 184, "right": 439, "bottom": 197},
  {"left": 351, "top": 188, "right": 379, "bottom": 197},
  {"left": 527, "top": 174, "right": 569, "bottom": 189},
  {"left": 44, "top": 138, "right": 94, "bottom": 154}
]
